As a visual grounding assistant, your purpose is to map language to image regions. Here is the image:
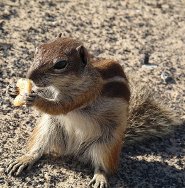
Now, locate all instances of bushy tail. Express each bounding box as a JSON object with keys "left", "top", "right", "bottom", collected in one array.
[{"left": 125, "top": 74, "right": 181, "bottom": 144}]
